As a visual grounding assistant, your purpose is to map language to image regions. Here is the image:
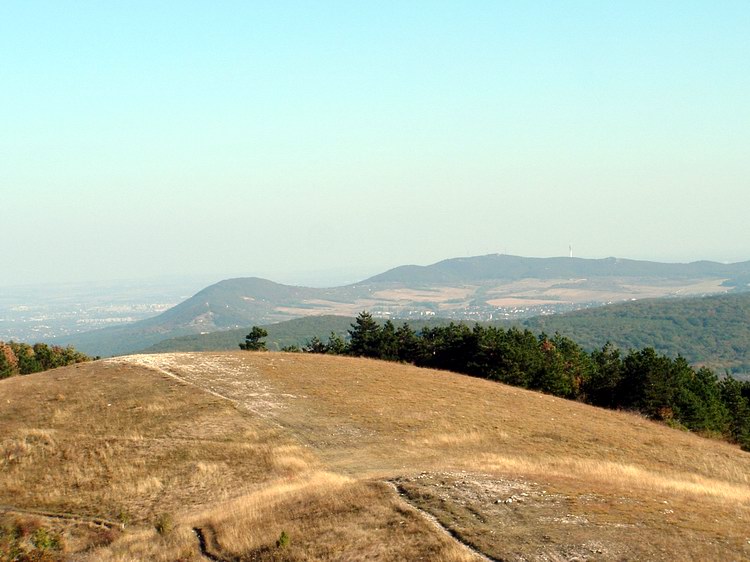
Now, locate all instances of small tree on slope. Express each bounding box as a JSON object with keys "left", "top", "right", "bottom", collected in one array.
[{"left": 239, "top": 326, "right": 268, "bottom": 351}]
